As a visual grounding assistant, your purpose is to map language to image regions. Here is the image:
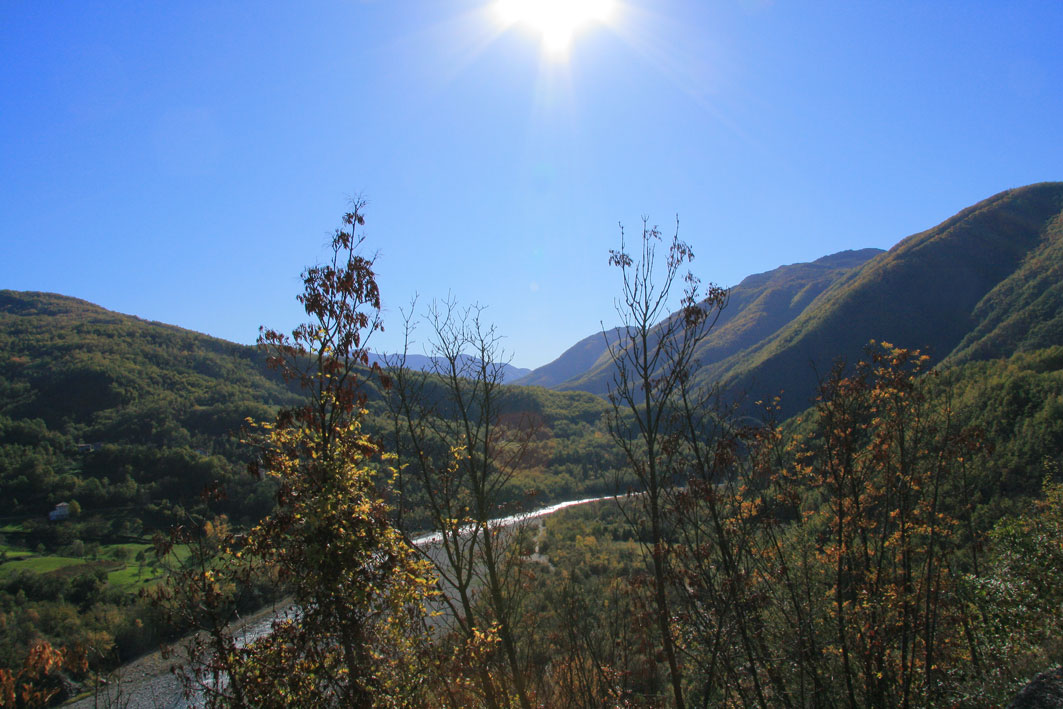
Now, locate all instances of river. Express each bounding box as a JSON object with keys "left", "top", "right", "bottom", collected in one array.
[{"left": 68, "top": 494, "right": 610, "bottom": 708}]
